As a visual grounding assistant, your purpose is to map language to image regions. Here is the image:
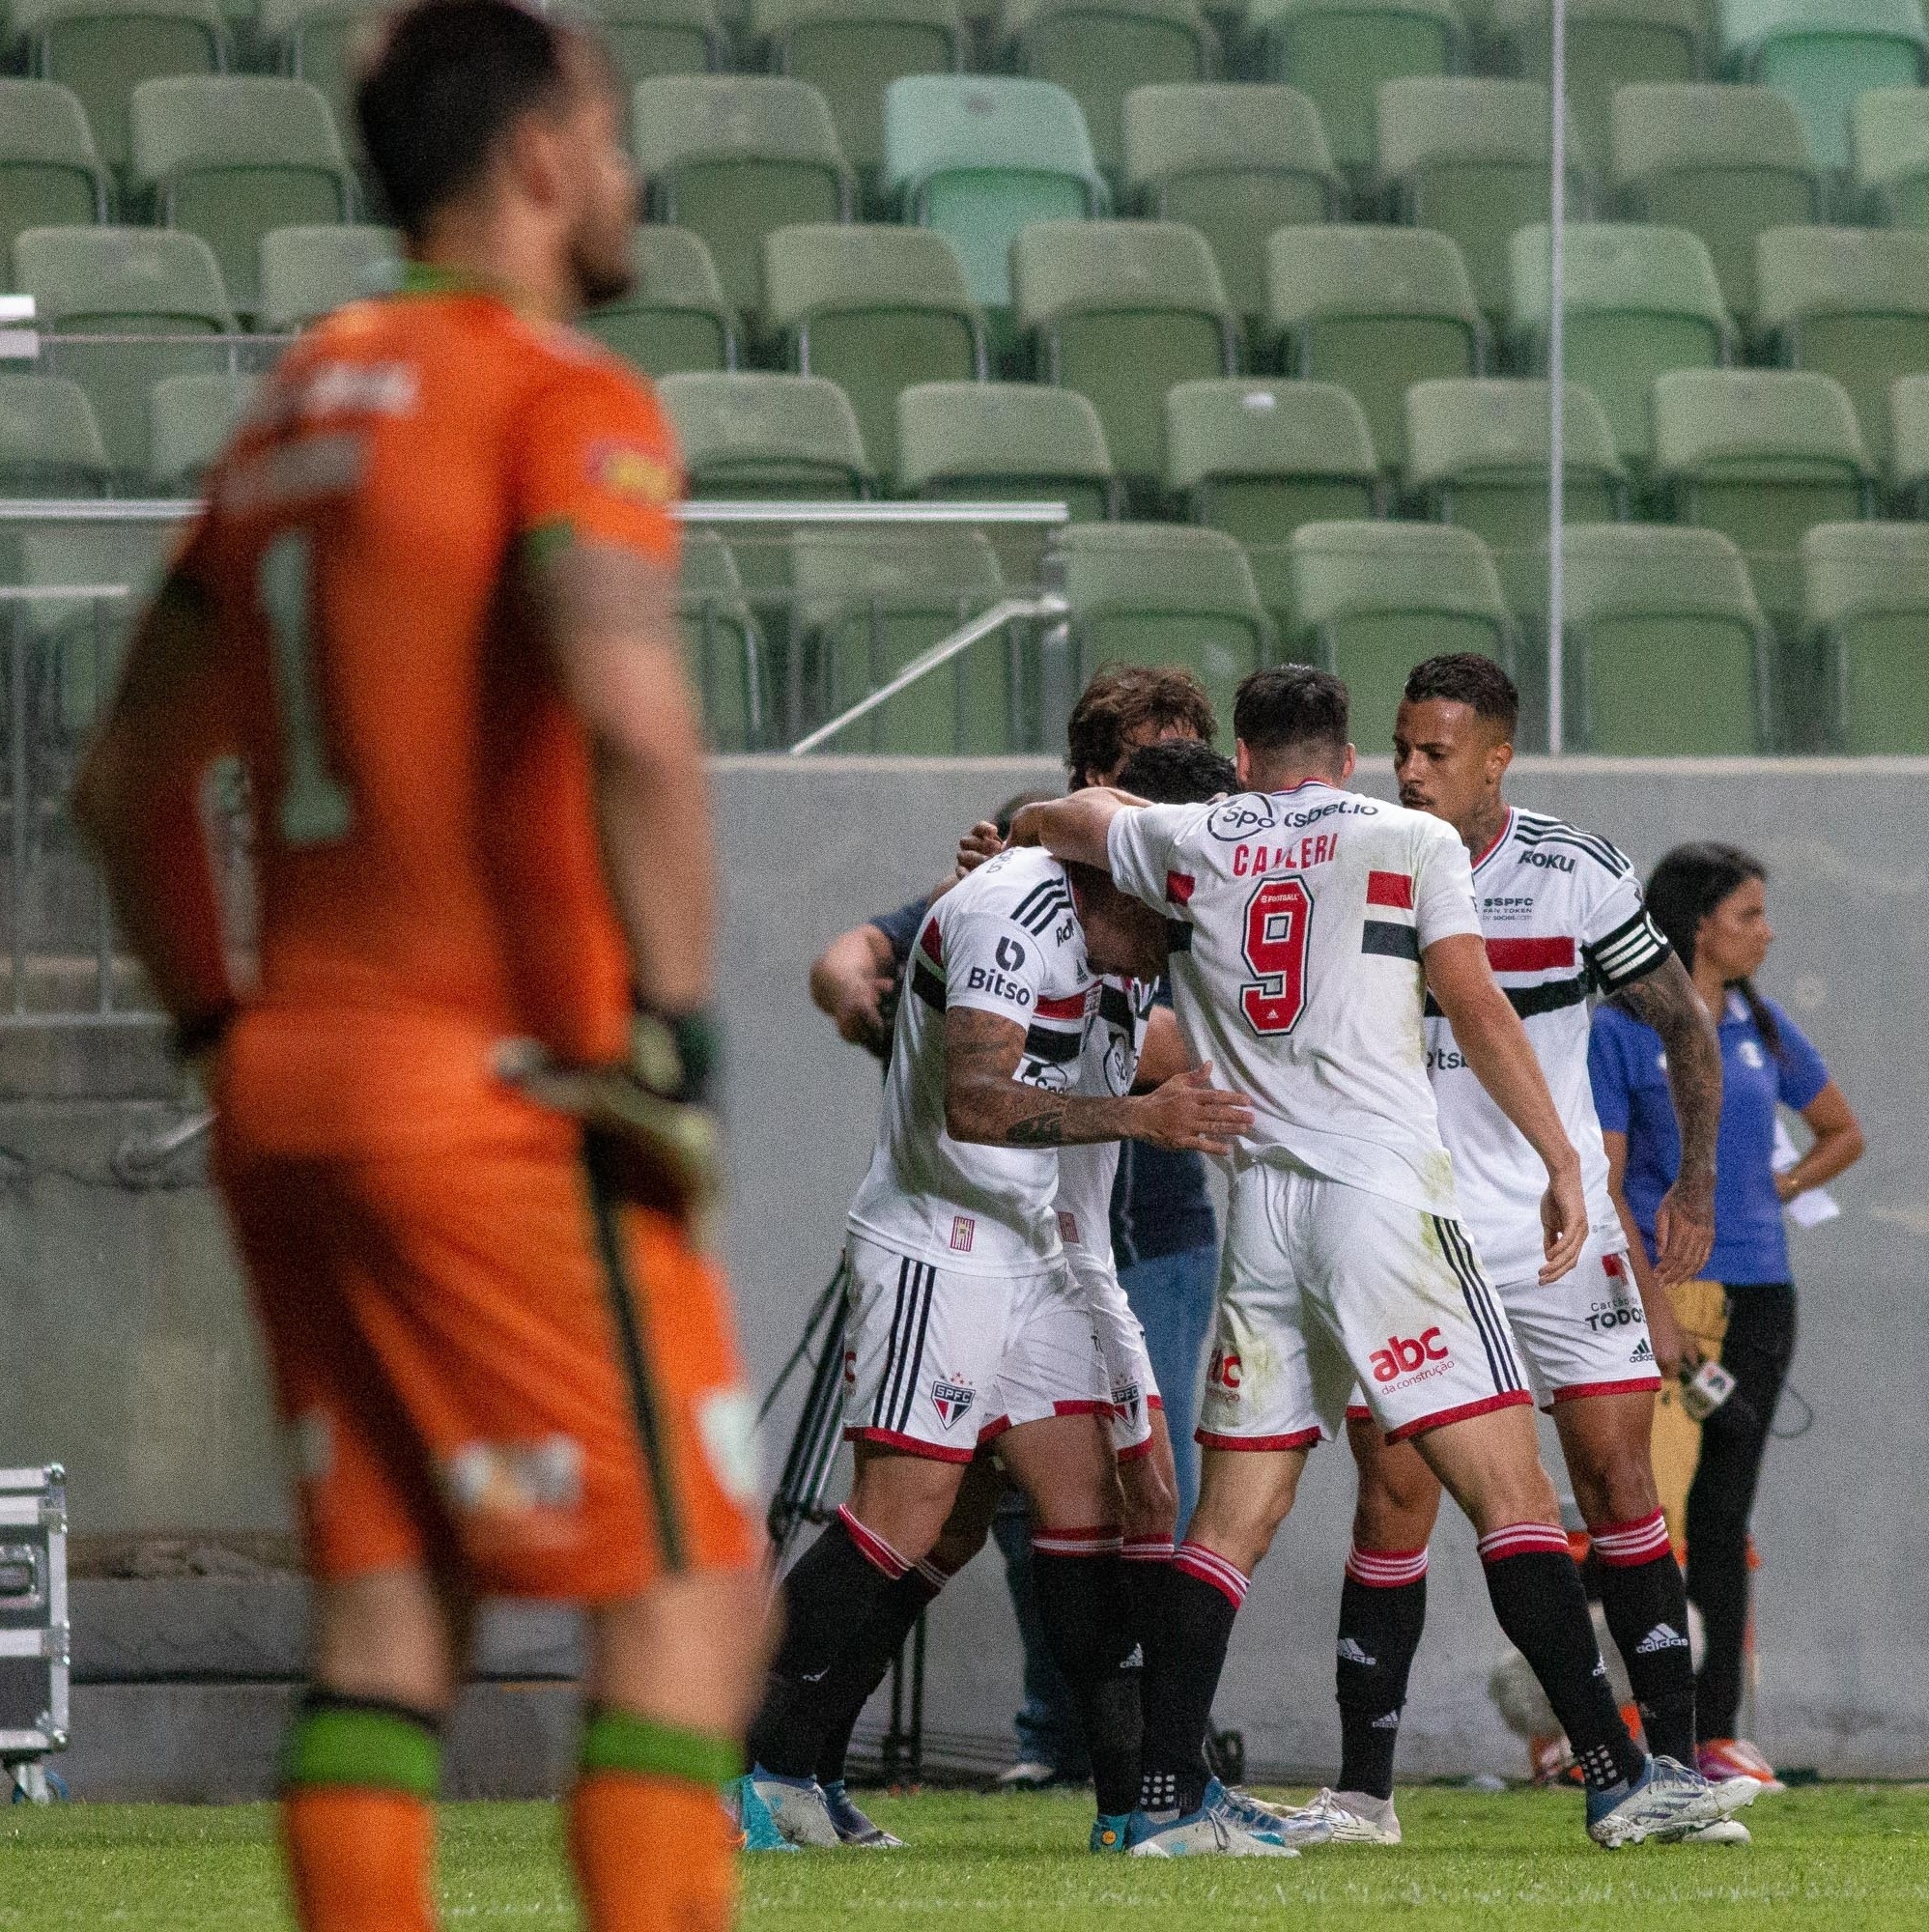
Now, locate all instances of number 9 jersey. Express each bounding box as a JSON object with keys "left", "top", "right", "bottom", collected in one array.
[
  {"left": 1105, "top": 781, "right": 1485, "bottom": 1216},
  {"left": 177, "top": 275, "right": 682, "bottom": 1152}
]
